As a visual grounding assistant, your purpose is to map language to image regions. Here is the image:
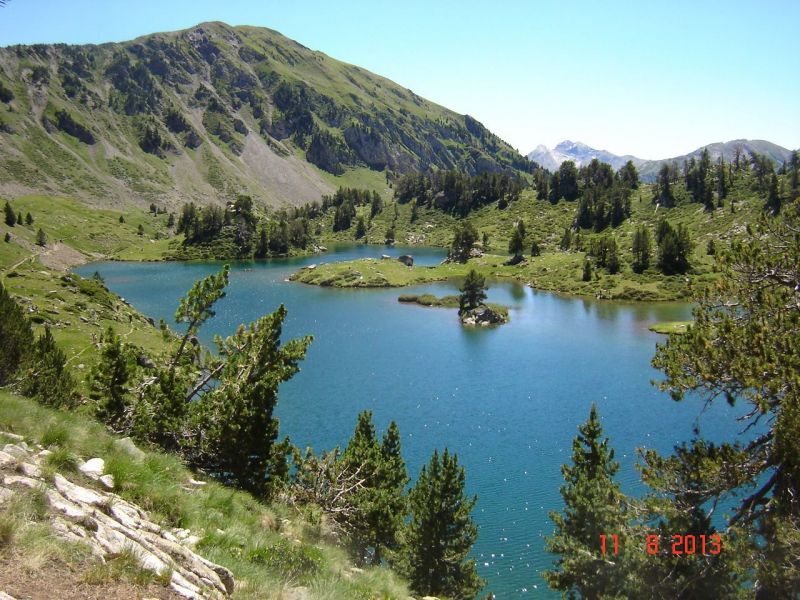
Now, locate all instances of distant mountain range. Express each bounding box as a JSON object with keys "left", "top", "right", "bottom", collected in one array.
[{"left": 528, "top": 139, "right": 795, "bottom": 182}]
